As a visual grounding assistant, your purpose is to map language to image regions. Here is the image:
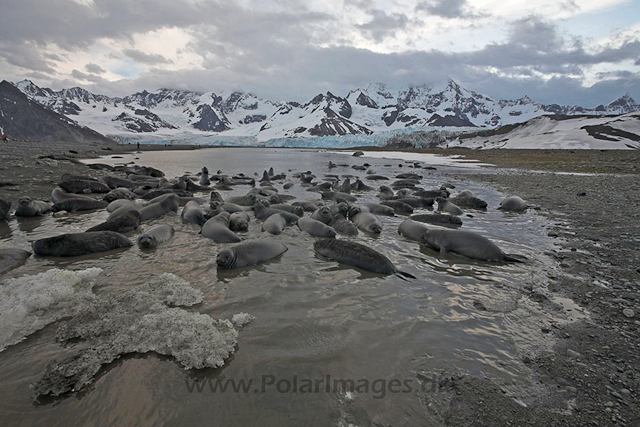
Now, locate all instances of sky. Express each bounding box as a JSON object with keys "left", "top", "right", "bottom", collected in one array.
[{"left": 0, "top": 0, "right": 638, "bottom": 106}]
